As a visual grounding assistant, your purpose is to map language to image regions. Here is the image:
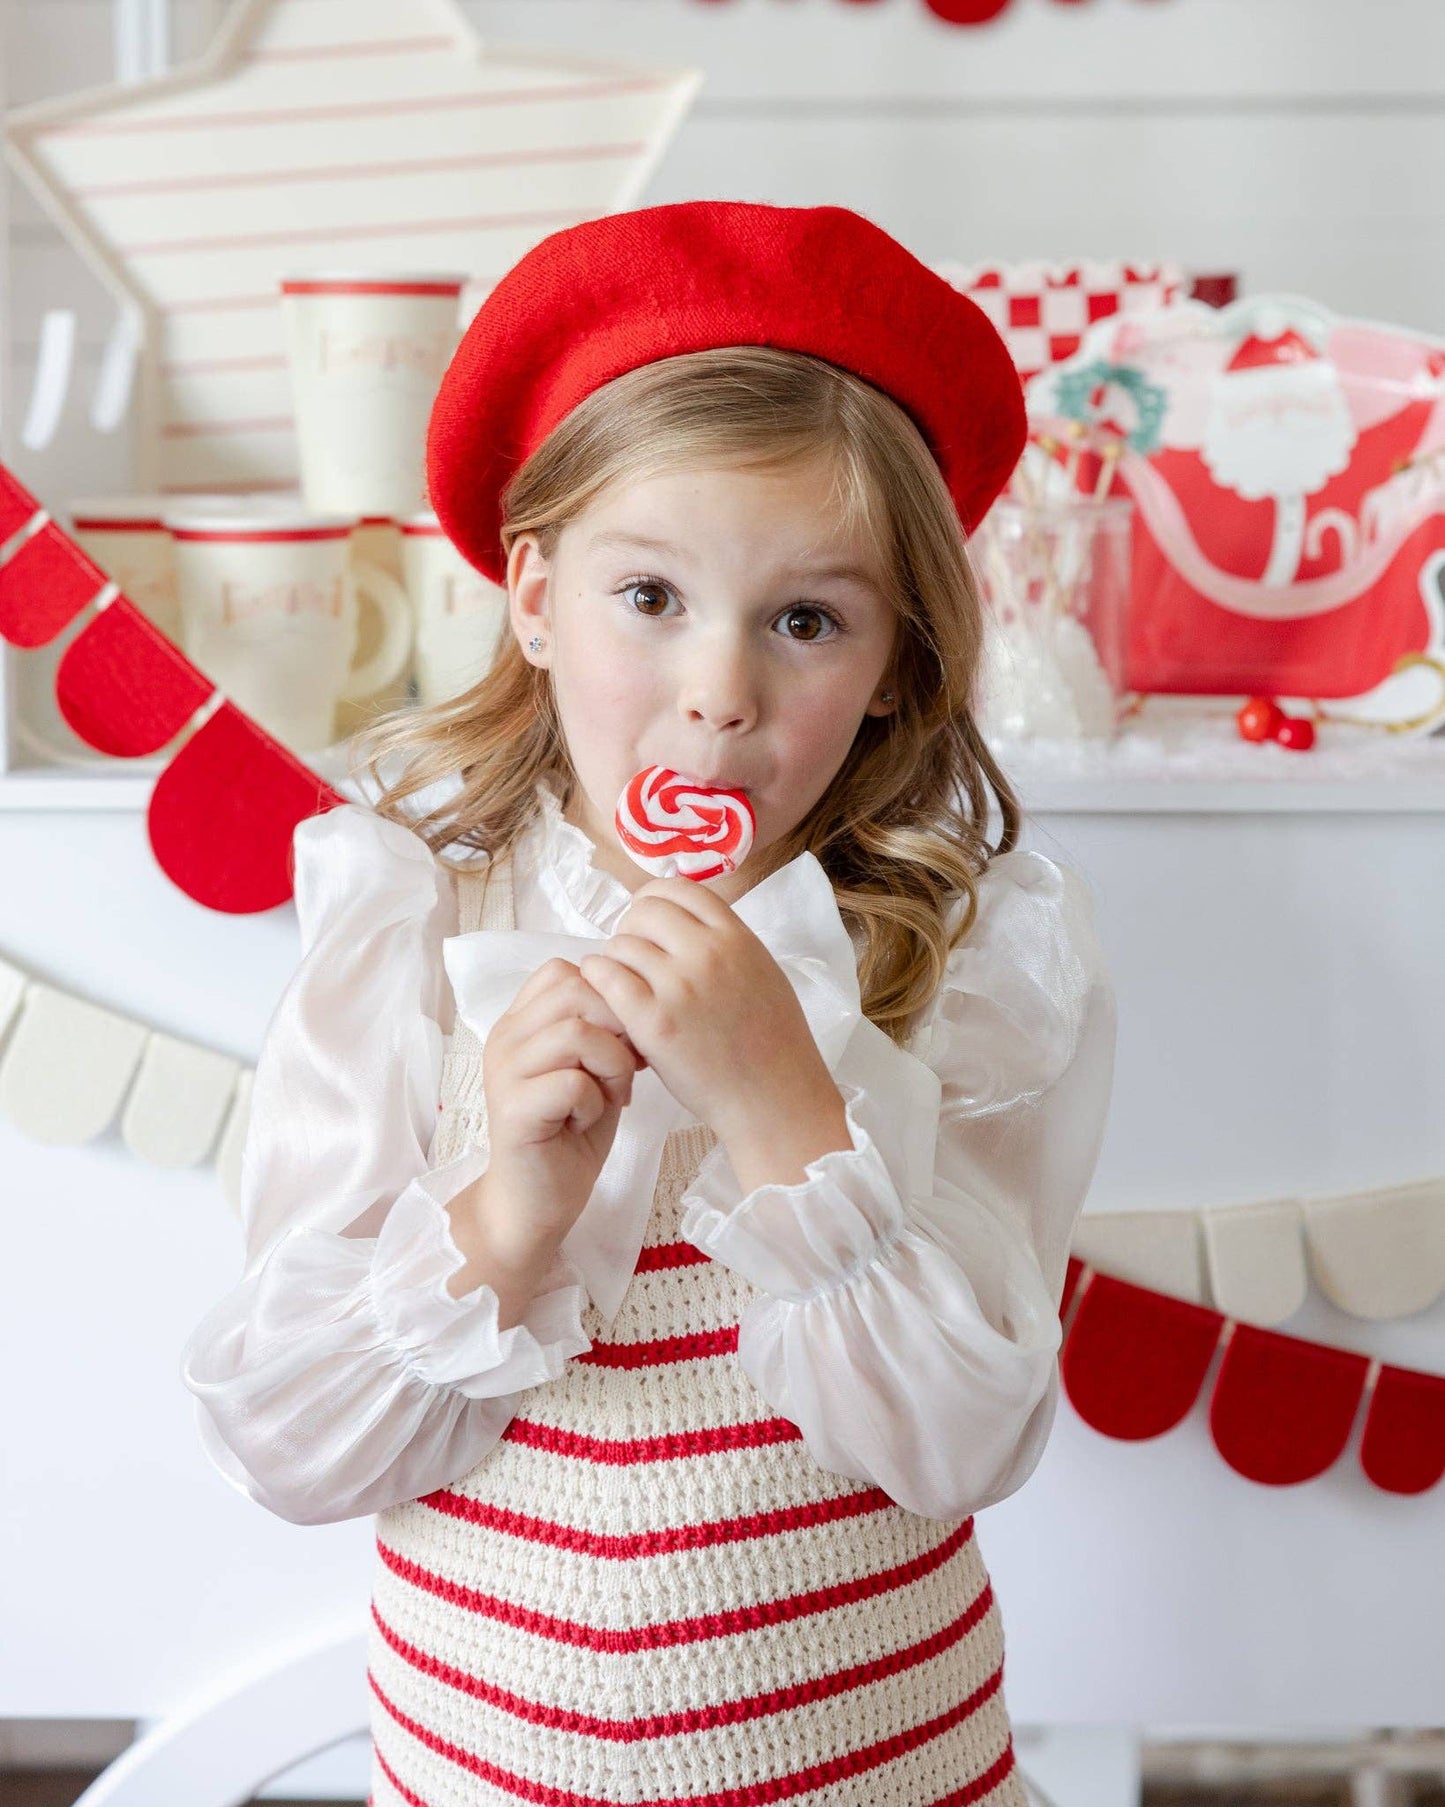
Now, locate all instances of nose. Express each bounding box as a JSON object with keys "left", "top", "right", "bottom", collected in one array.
[{"left": 677, "top": 630, "right": 758, "bottom": 733}]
